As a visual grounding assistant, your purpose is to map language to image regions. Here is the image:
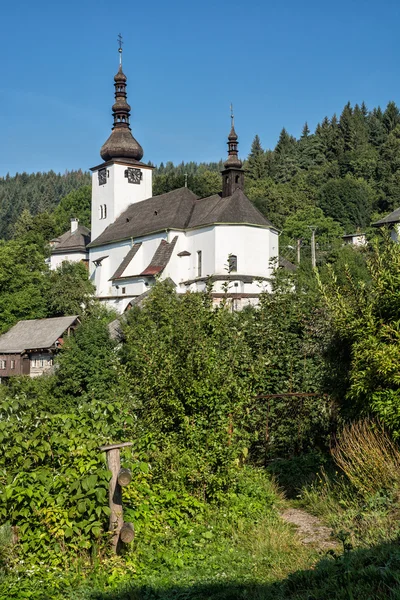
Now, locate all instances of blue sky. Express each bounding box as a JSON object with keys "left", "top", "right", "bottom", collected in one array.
[{"left": 1, "top": 0, "right": 400, "bottom": 175}]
